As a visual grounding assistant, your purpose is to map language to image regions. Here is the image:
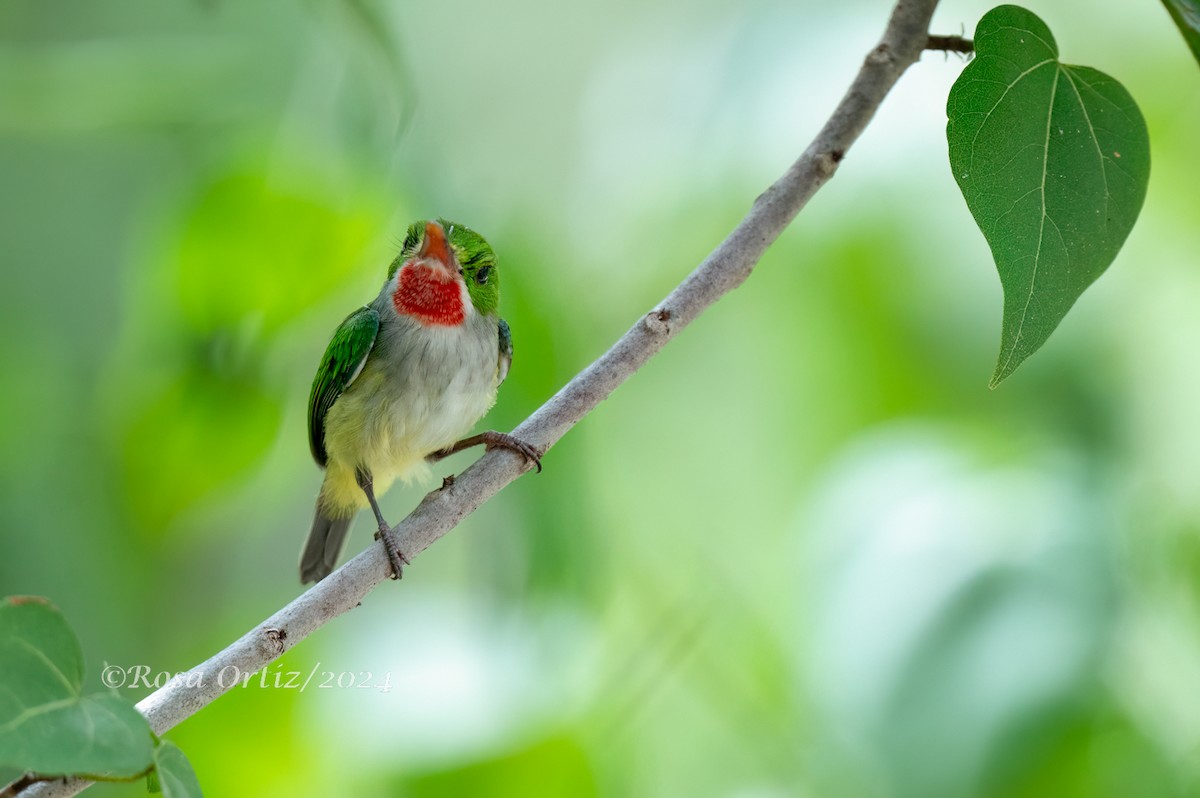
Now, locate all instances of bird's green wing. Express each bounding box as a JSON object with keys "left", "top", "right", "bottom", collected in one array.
[
  {"left": 497, "top": 318, "right": 512, "bottom": 386},
  {"left": 308, "top": 306, "right": 380, "bottom": 467}
]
